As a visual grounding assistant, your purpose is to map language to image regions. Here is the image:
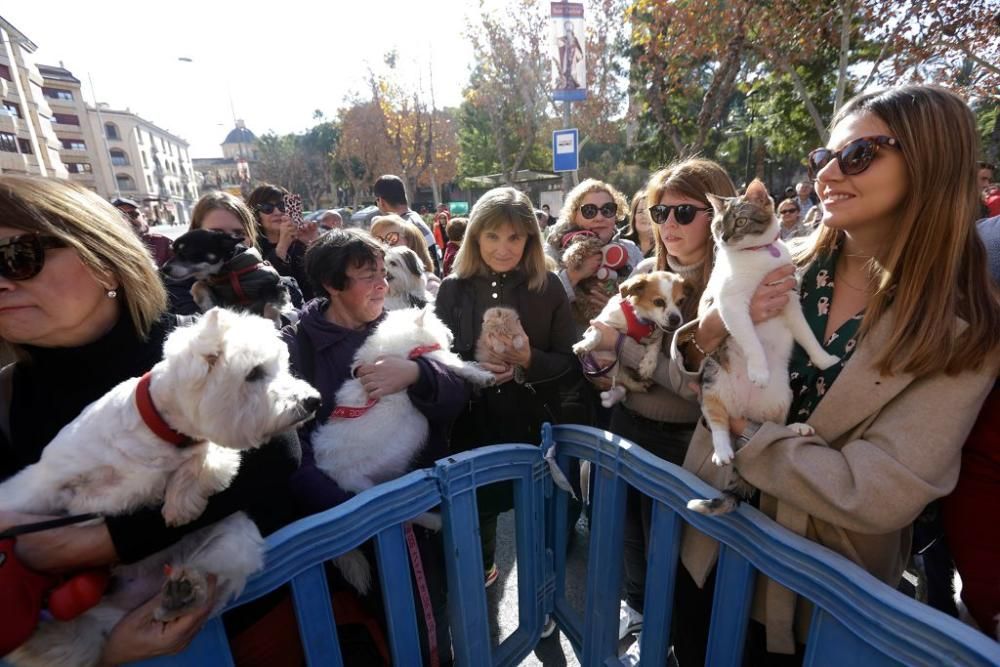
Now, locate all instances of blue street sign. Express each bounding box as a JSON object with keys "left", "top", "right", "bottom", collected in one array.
[{"left": 553, "top": 128, "right": 579, "bottom": 172}]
